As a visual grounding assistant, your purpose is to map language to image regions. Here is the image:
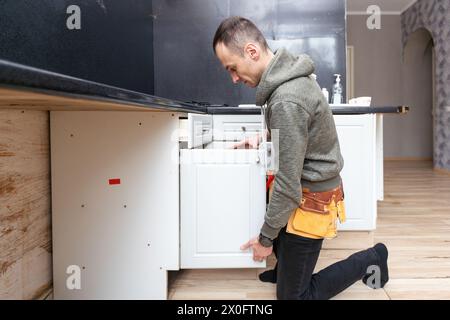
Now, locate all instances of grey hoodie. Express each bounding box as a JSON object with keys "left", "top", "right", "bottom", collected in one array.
[{"left": 256, "top": 48, "right": 344, "bottom": 241}]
